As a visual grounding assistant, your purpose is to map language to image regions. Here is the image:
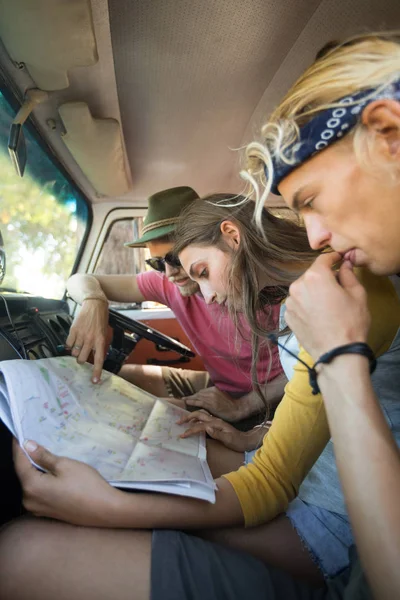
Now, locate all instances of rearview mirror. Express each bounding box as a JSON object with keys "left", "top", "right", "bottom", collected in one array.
[
  {"left": 7, "top": 89, "right": 48, "bottom": 178},
  {"left": 8, "top": 123, "right": 26, "bottom": 177}
]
